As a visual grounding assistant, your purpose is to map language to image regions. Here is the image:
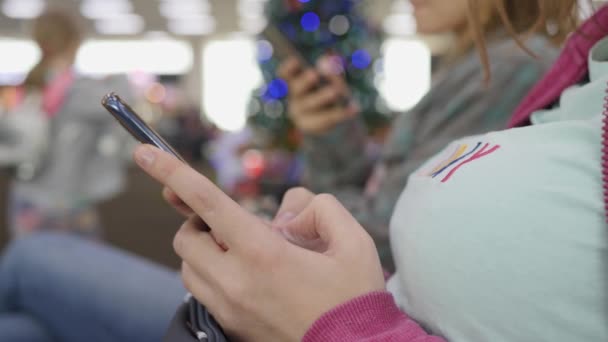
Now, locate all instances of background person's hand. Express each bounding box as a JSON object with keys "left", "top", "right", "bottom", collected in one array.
[
  {"left": 134, "top": 145, "right": 385, "bottom": 342},
  {"left": 278, "top": 56, "right": 359, "bottom": 135}
]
